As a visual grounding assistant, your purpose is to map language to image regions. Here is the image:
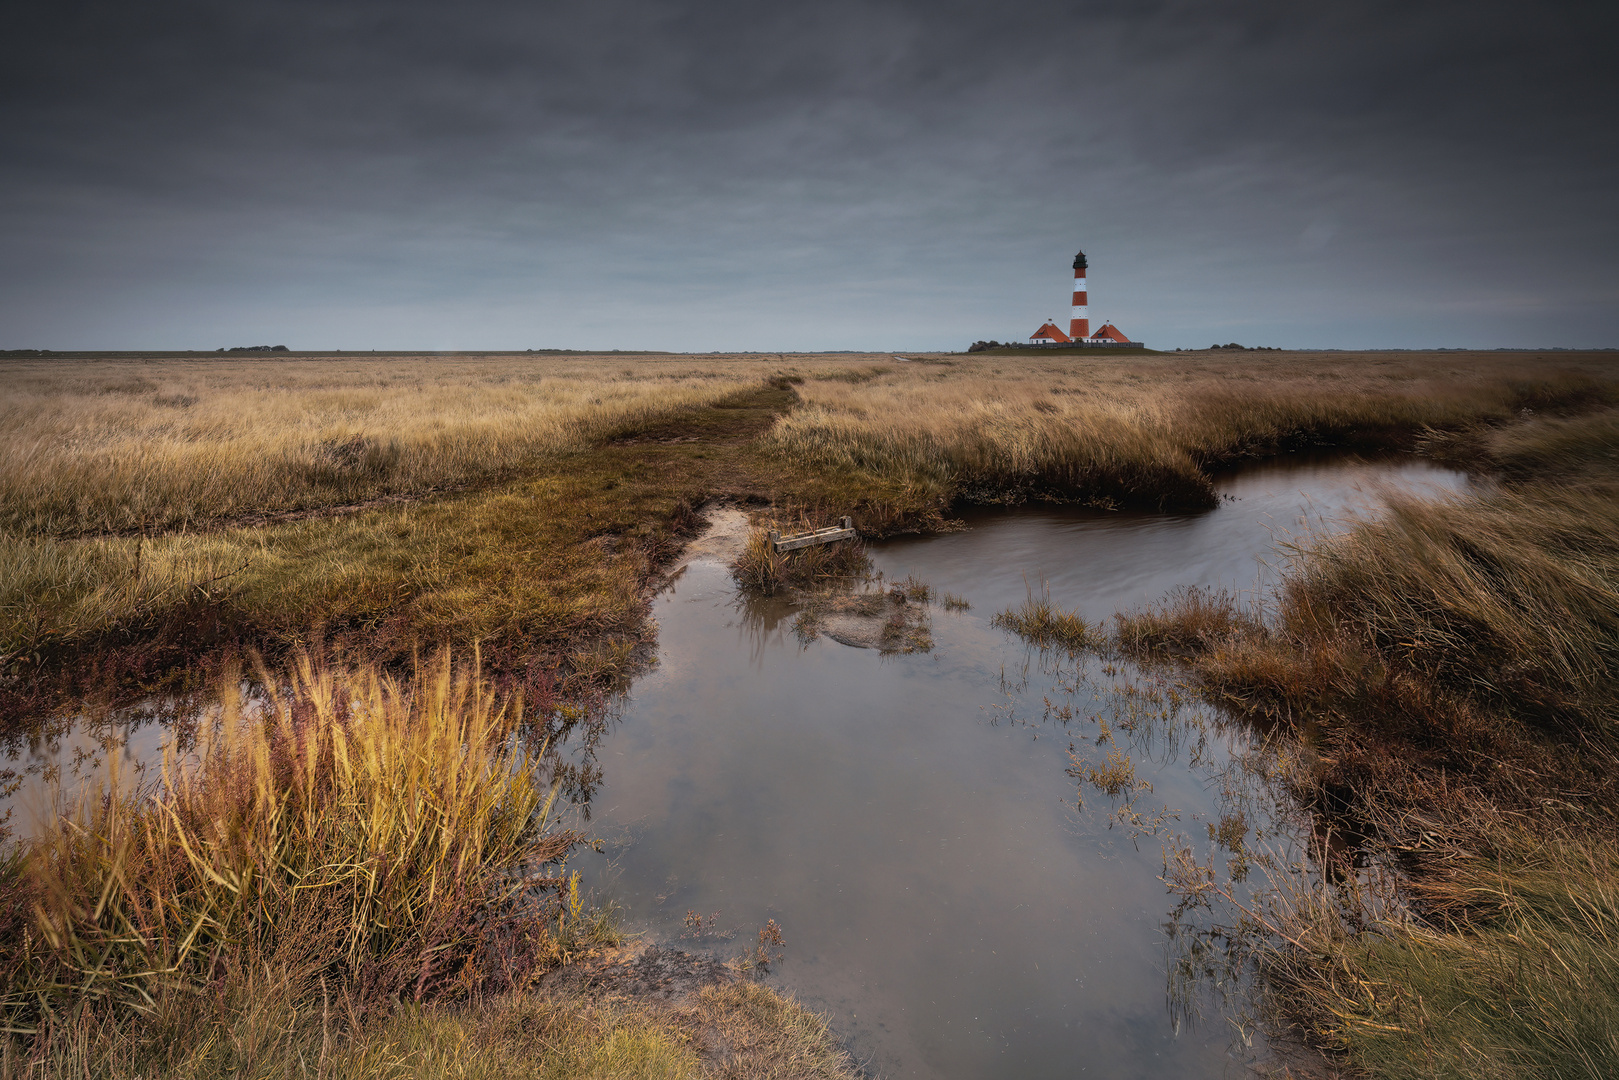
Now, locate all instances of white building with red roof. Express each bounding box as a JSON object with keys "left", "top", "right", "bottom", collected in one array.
[
  {"left": 1028, "top": 321, "right": 1071, "bottom": 344},
  {"left": 1087, "top": 322, "right": 1133, "bottom": 344}
]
